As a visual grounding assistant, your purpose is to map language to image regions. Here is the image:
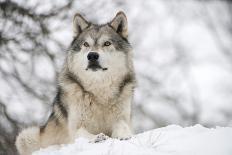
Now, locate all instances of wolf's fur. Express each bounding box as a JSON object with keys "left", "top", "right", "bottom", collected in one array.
[{"left": 16, "top": 11, "right": 136, "bottom": 155}]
